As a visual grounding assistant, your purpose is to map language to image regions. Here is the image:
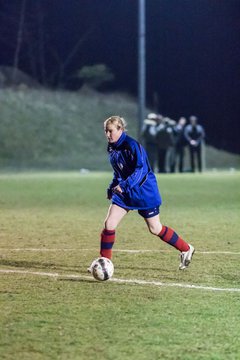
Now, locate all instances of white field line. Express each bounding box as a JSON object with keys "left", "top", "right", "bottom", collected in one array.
[
  {"left": 0, "top": 248, "right": 240, "bottom": 255},
  {"left": 0, "top": 268, "right": 240, "bottom": 293}
]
